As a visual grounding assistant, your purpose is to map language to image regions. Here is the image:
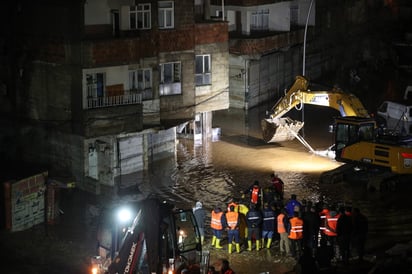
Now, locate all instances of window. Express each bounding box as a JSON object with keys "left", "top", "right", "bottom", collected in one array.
[
  {"left": 86, "top": 73, "right": 105, "bottom": 98},
  {"left": 129, "top": 68, "right": 152, "bottom": 90},
  {"left": 158, "top": 1, "right": 174, "bottom": 29},
  {"left": 195, "top": 55, "right": 211, "bottom": 86},
  {"left": 251, "top": 9, "right": 269, "bottom": 31},
  {"left": 159, "top": 62, "right": 181, "bottom": 96},
  {"left": 130, "top": 3, "right": 151, "bottom": 29}
]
